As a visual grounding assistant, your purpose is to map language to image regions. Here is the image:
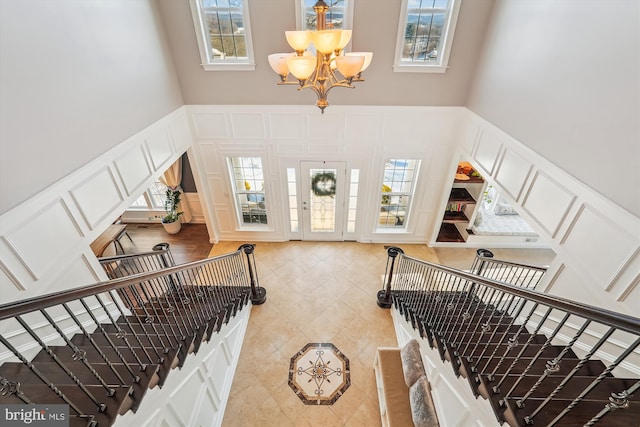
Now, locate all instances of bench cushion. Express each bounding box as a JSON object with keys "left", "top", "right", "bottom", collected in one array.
[
  {"left": 376, "top": 349, "right": 414, "bottom": 427},
  {"left": 409, "top": 375, "right": 439, "bottom": 427},
  {"left": 400, "top": 339, "right": 426, "bottom": 387}
]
